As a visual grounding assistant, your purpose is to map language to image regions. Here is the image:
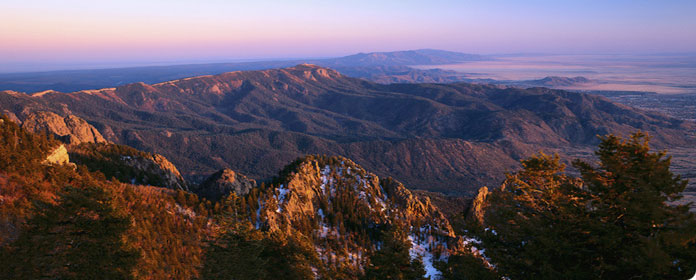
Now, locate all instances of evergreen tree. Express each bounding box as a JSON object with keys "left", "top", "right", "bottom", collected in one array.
[
  {"left": 472, "top": 133, "right": 696, "bottom": 279},
  {"left": 201, "top": 222, "right": 268, "bottom": 280},
  {"left": 1, "top": 186, "right": 139, "bottom": 279},
  {"left": 435, "top": 251, "right": 498, "bottom": 280},
  {"left": 363, "top": 225, "right": 427, "bottom": 280},
  {"left": 260, "top": 230, "right": 320, "bottom": 280},
  {"left": 574, "top": 133, "right": 696, "bottom": 279}
]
